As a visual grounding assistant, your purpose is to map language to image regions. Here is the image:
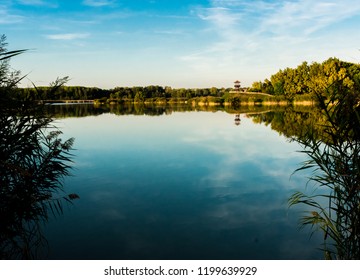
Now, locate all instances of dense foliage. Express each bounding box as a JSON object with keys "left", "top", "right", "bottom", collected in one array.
[
  {"left": 250, "top": 58, "right": 360, "bottom": 101},
  {"left": 17, "top": 85, "right": 233, "bottom": 103}
]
